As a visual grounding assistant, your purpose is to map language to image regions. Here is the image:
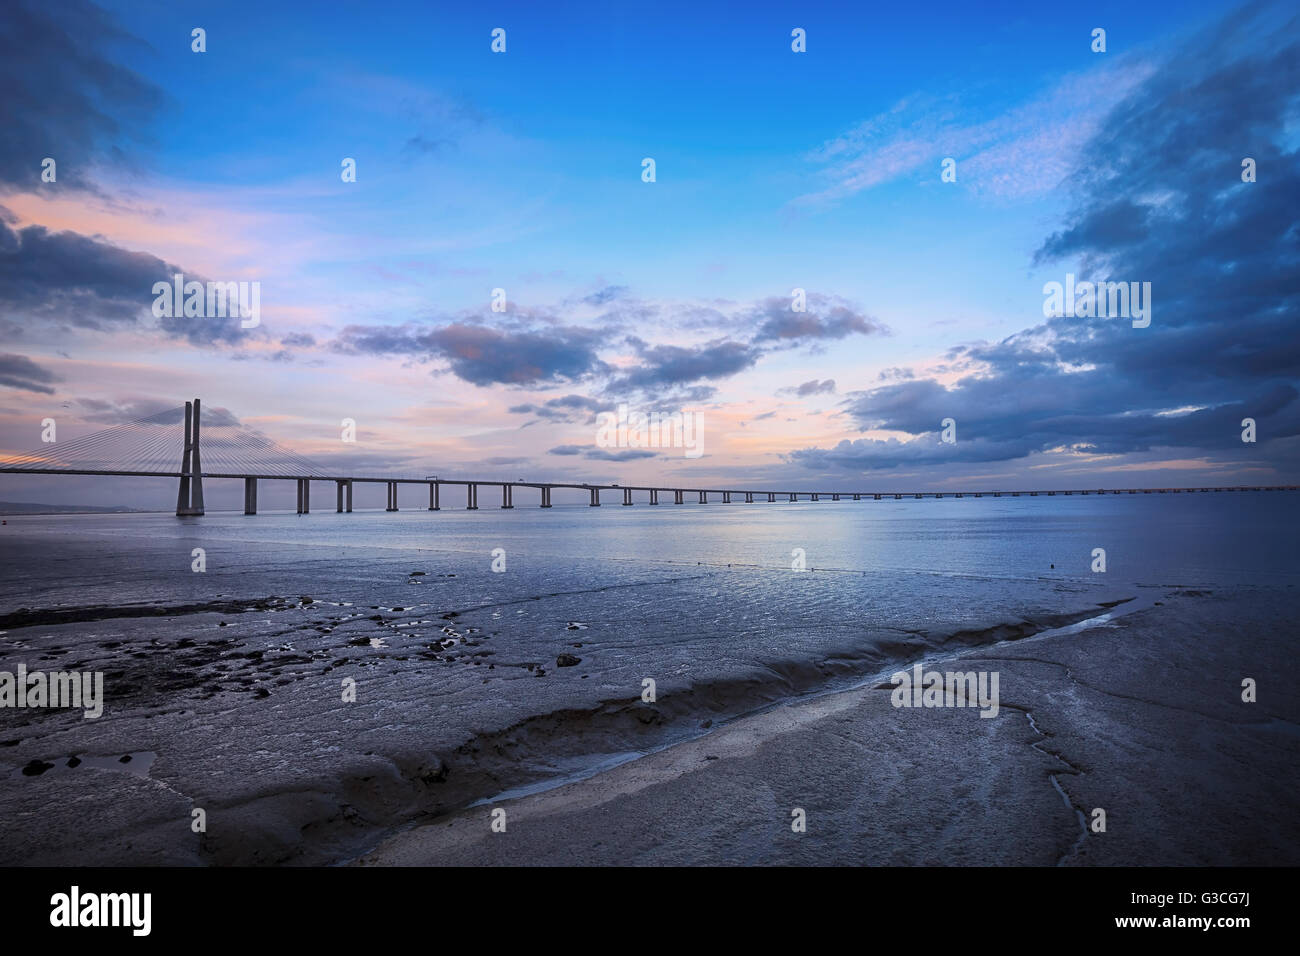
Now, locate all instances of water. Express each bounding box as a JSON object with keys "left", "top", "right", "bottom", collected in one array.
[{"left": 0, "top": 492, "right": 1295, "bottom": 864}]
